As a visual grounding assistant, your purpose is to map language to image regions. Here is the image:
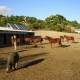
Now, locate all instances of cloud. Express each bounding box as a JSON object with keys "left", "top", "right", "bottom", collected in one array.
[{"left": 0, "top": 6, "right": 14, "bottom": 15}]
